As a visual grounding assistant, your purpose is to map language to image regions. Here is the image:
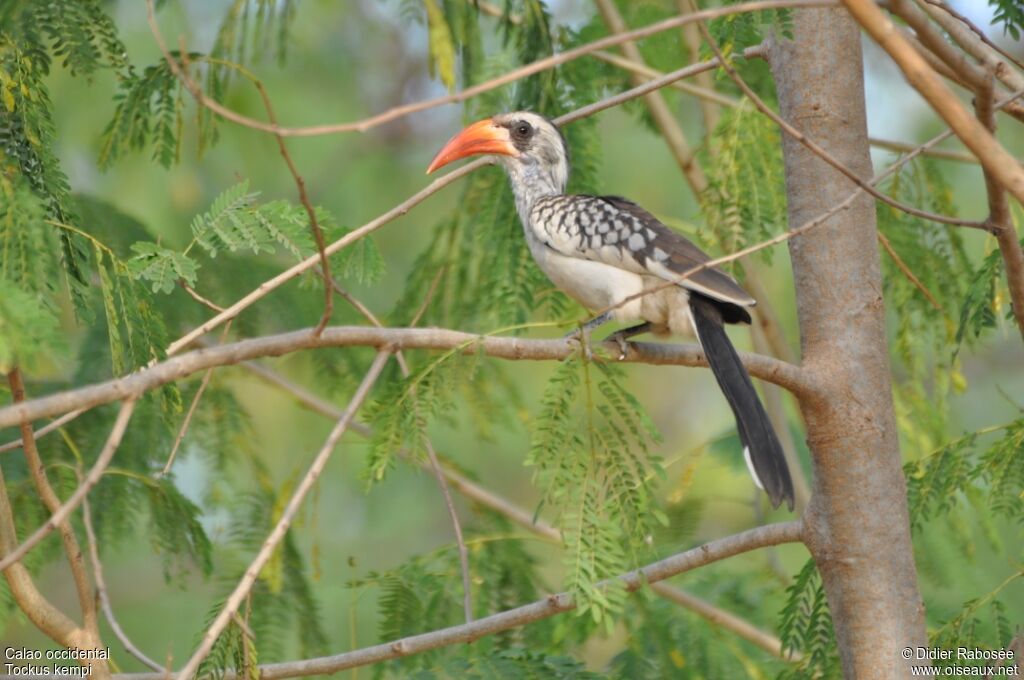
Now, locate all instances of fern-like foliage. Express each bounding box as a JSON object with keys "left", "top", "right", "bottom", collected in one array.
[
  {"left": 930, "top": 575, "right": 1022, "bottom": 672},
  {"left": 94, "top": 245, "right": 174, "bottom": 385},
  {"left": 125, "top": 180, "right": 383, "bottom": 298},
  {"left": 777, "top": 559, "right": 841, "bottom": 679},
  {"left": 956, "top": 244, "right": 1014, "bottom": 350},
  {"left": 0, "top": 33, "right": 89, "bottom": 311},
  {"left": 0, "top": 278, "right": 63, "bottom": 372},
  {"left": 100, "top": 55, "right": 190, "bottom": 169},
  {"left": 876, "top": 159, "right": 974, "bottom": 456},
  {"left": 199, "top": 490, "right": 329, "bottom": 679},
  {"left": 2, "top": 0, "right": 132, "bottom": 80},
  {"left": 349, "top": 511, "right": 564, "bottom": 677},
  {"left": 905, "top": 419, "right": 1024, "bottom": 529},
  {"left": 611, "top": 595, "right": 777, "bottom": 679},
  {"left": 701, "top": 101, "right": 787, "bottom": 268},
  {"left": 705, "top": 0, "right": 793, "bottom": 60},
  {"left": 1, "top": 0, "right": 132, "bottom": 294},
  {"left": 526, "top": 354, "right": 664, "bottom": 625},
  {"left": 363, "top": 346, "right": 482, "bottom": 484},
  {"left": 209, "top": 0, "right": 297, "bottom": 90}
]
